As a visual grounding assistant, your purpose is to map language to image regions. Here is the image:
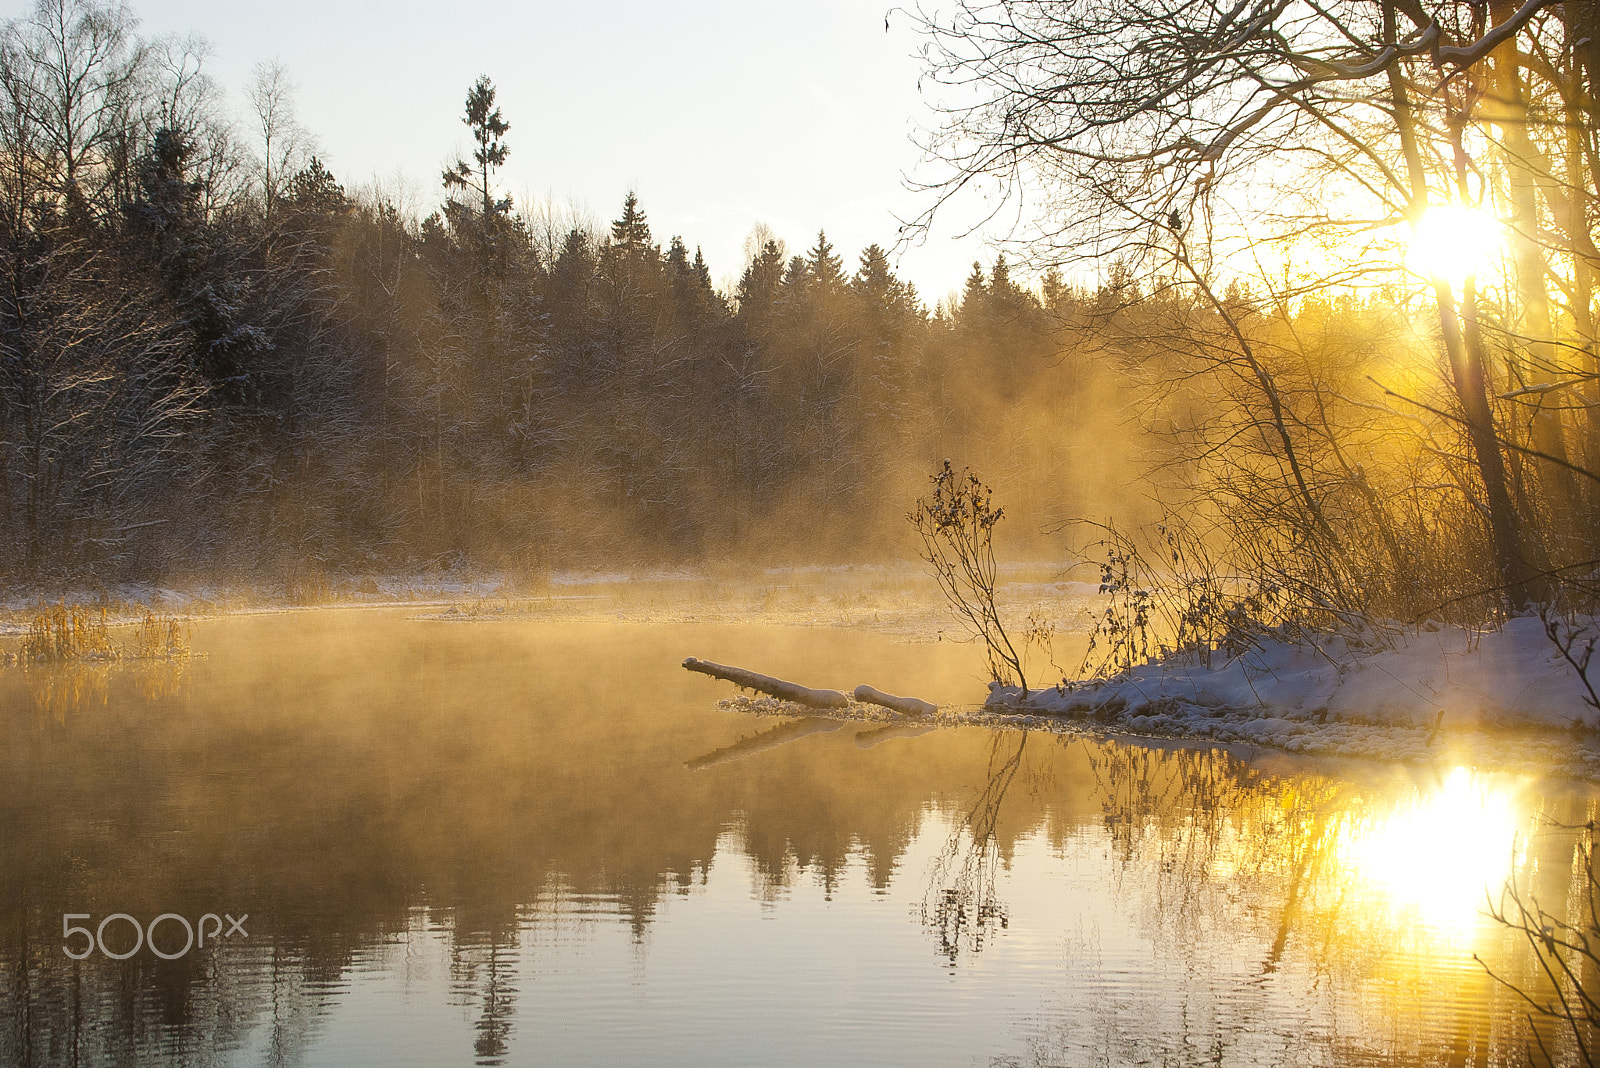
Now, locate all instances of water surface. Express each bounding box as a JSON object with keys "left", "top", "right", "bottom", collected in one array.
[{"left": 0, "top": 608, "right": 1593, "bottom": 1066}]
